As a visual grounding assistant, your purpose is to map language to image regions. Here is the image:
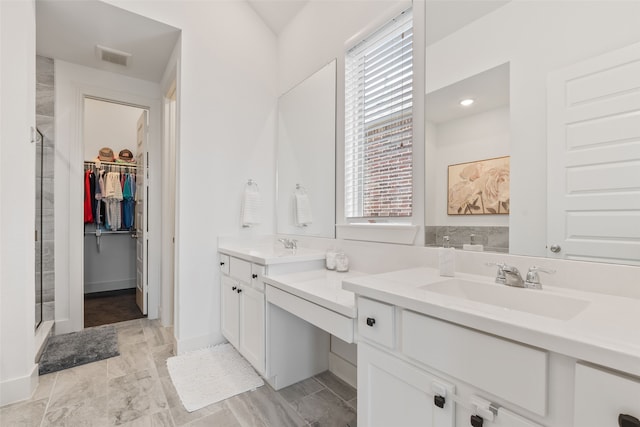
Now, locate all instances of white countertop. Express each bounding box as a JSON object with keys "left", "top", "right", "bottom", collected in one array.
[
  {"left": 218, "top": 245, "right": 325, "bottom": 265},
  {"left": 264, "top": 269, "right": 367, "bottom": 318},
  {"left": 342, "top": 267, "right": 640, "bottom": 377}
]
